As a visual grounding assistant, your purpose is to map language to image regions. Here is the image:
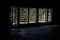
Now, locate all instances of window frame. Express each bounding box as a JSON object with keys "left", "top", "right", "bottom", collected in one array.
[{"left": 10, "top": 7, "right": 53, "bottom": 28}]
